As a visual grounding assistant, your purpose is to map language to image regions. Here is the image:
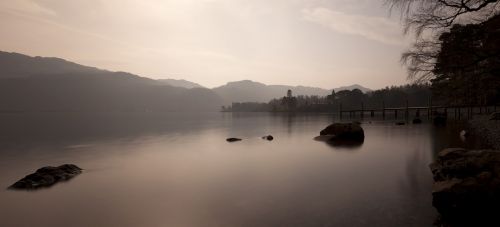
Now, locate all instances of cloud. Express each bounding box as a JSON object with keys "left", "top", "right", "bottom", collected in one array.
[
  {"left": 0, "top": 0, "right": 56, "bottom": 16},
  {"left": 302, "top": 7, "right": 404, "bottom": 46}
]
